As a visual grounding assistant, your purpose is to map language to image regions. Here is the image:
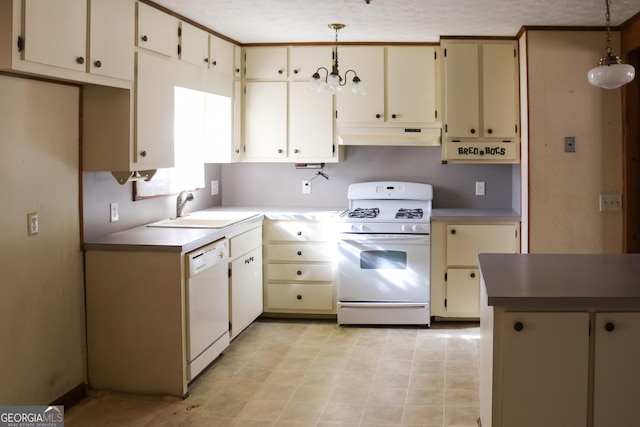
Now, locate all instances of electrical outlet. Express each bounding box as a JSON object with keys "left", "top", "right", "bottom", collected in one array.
[
  {"left": 27, "top": 212, "right": 39, "bottom": 236},
  {"left": 599, "top": 194, "right": 622, "bottom": 211},
  {"left": 475, "top": 181, "right": 486, "bottom": 196},
  {"left": 211, "top": 180, "right": 219, "bottom": 196},
  {"left": 110, "top": 202, "right": 119, "bottom": 222},
  {"left": 302, "top": 180, "right": 311, "bottom": 194}
]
